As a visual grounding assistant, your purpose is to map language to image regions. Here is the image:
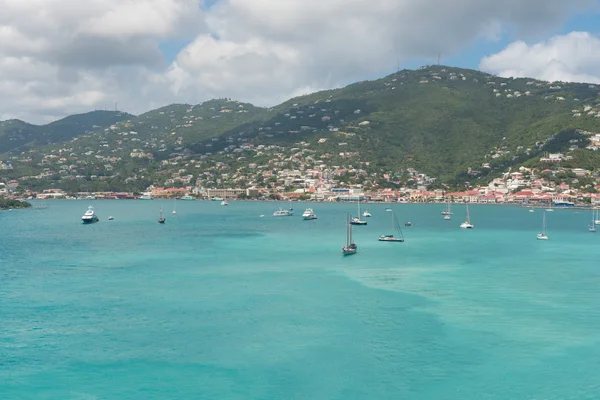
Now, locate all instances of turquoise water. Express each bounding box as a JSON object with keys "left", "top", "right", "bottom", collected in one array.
[{"left": 2, "top": 201, "right": 600, "bottom": 399}]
